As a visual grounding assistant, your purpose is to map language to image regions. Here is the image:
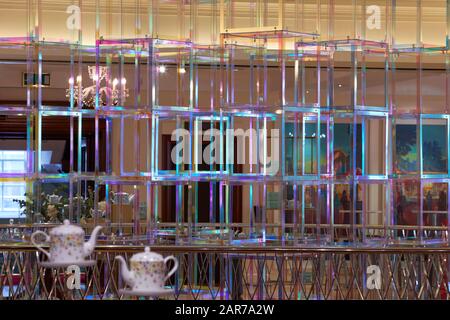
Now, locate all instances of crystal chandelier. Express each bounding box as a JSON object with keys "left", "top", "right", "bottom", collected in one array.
[{"left": 66, "top": 66, "right": 129, "bottom": 108}]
